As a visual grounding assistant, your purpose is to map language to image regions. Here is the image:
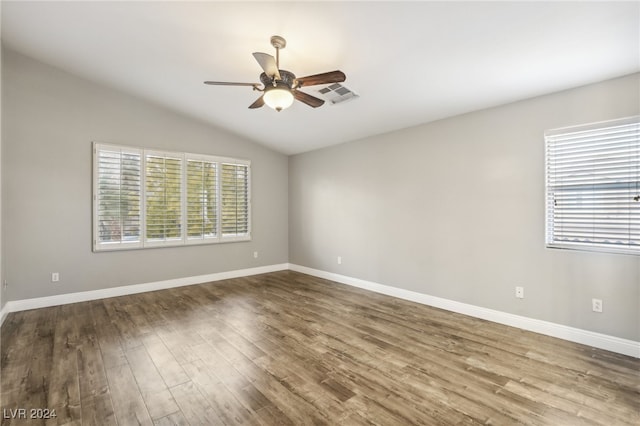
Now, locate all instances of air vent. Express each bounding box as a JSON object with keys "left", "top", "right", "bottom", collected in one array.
[{"left": 315, "top": 83, "right": 359, "bottom": 105}]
